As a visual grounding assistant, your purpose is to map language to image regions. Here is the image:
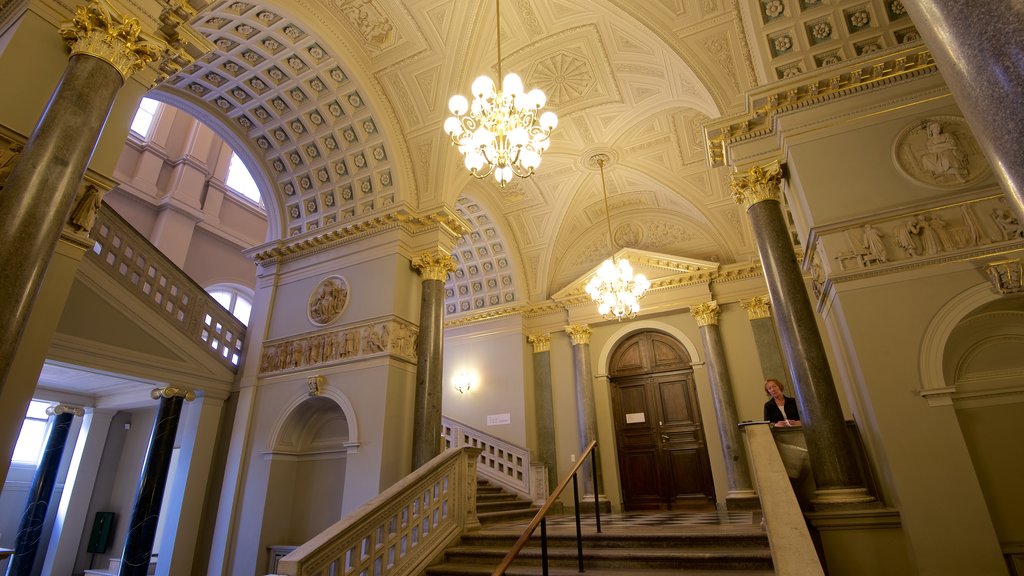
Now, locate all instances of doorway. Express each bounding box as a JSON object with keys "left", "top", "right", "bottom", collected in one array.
[{"left": 609, "top": 331, "right": 715, "bottom": 510}]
